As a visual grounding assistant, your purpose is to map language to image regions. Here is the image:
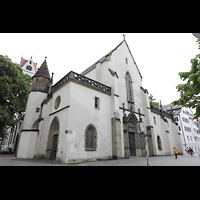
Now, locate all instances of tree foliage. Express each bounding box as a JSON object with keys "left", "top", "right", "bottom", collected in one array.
[
  {"left": 172, "top": 39, "right": 200, "bottom": 119},
  {"left": 149, "top": 94, "right": 159, "bottom": 108},
  {"left": 0, "top": 55, "right": 31, "bottom": 139}
]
